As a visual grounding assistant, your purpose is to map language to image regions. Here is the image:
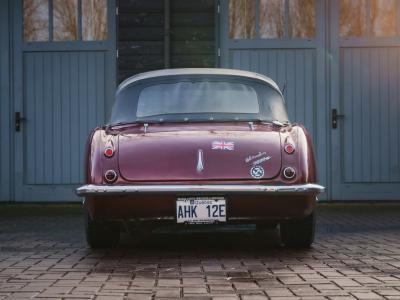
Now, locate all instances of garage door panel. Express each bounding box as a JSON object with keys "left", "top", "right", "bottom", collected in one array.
[
  {"left": 341, "top": 47, "right": 400, "bottom": 183},
  {"left": 229, "top": 48, "right": 316, "bottom": 139},
  {"left": 24, "top": 51, "right": 106, "bottom": 185}
]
